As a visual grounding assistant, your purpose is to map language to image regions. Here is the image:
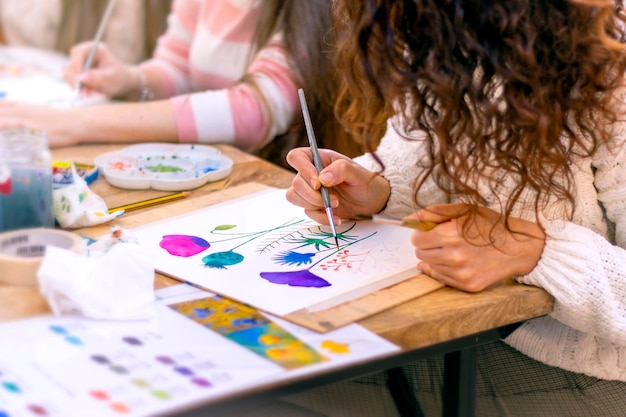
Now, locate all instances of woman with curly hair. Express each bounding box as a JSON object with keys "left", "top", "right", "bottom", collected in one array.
[{"left": 279, "top": 0, "right": 626, "bottom": 415}]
